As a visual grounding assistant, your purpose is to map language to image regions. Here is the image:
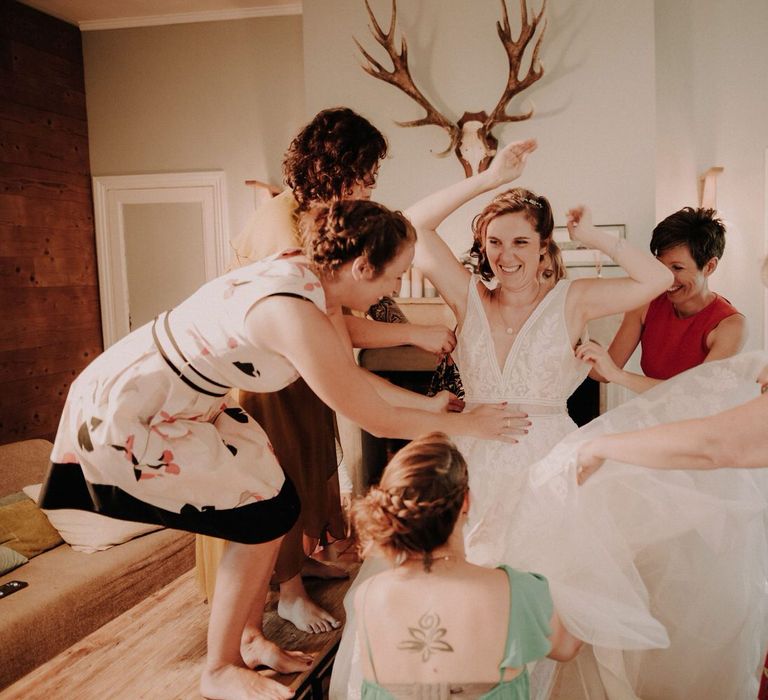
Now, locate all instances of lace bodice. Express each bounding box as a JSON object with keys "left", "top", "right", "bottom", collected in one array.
[{"left": 454, "top": 277, "right": 589, "bottom": 409}]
